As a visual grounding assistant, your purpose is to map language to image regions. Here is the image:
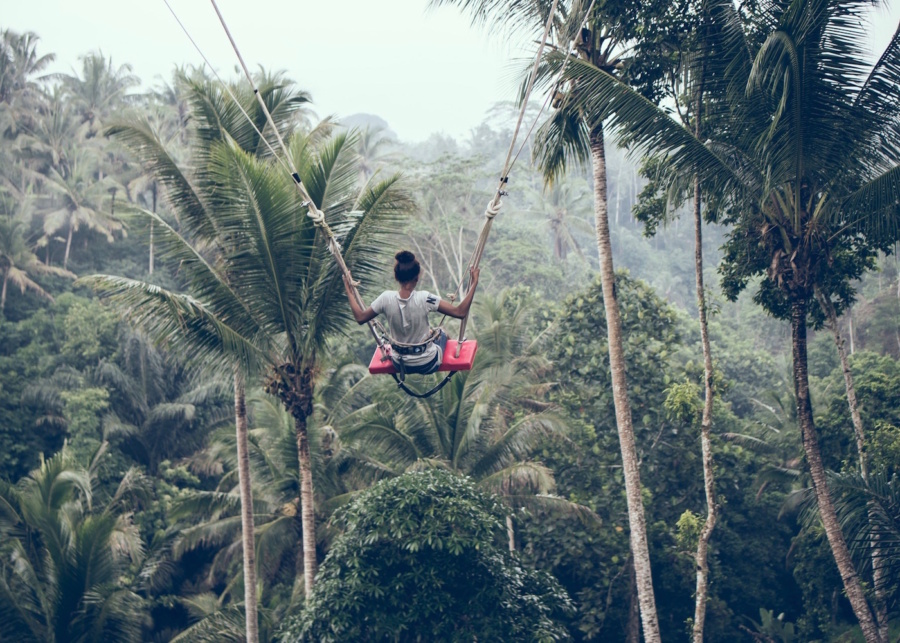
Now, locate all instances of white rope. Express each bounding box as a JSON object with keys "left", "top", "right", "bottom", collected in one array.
[
  {"left": 161, "top": 0, "right": 294, "bottom": 178},
  {"left": 509, "top": 0, "right": 598, "bottom": 171},
  {"left": 453, "top": 0, "right": 561, "bottom": 354},
  {"left": 174, "top": 0, "right": 579, "bottom": 361}
]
